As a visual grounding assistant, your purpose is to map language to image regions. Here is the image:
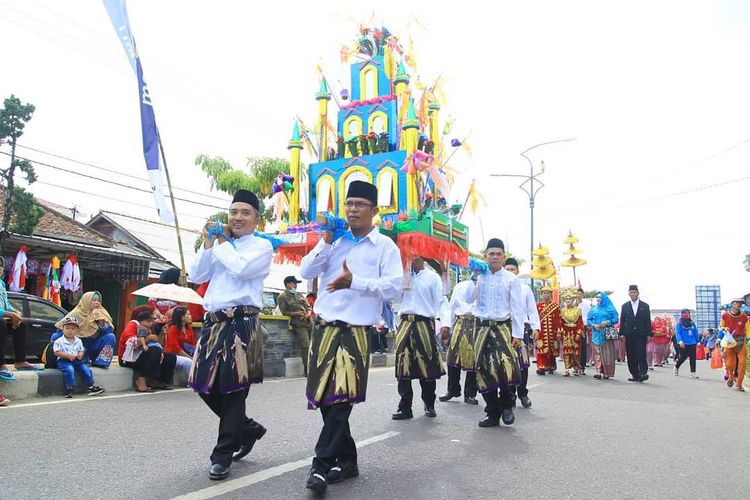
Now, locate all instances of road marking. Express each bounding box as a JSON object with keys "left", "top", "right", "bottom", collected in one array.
[
  {"left": 172, "top": 431, "right": 401, "bottom": 500},
  {"left": 526, "top": 383, "right": 544, "bottom": 389},
  {"left": 3, "top": 388, "right": 191, "bottom": 408}
]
